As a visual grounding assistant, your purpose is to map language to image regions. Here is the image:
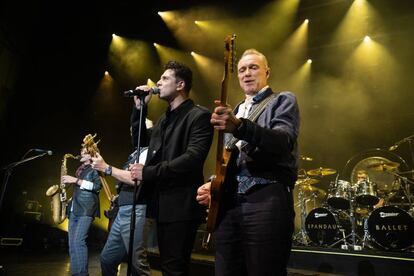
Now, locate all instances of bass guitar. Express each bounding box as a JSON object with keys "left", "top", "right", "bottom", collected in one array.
[
  {"left": 204, "top": 34, "right": 236, "bottom": 244},
  {"left": 100, "top": 176, "right": 118, "bottom": 232},
  {"left": 81, "top": 133, "right": 117, "bottom": 232}
]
